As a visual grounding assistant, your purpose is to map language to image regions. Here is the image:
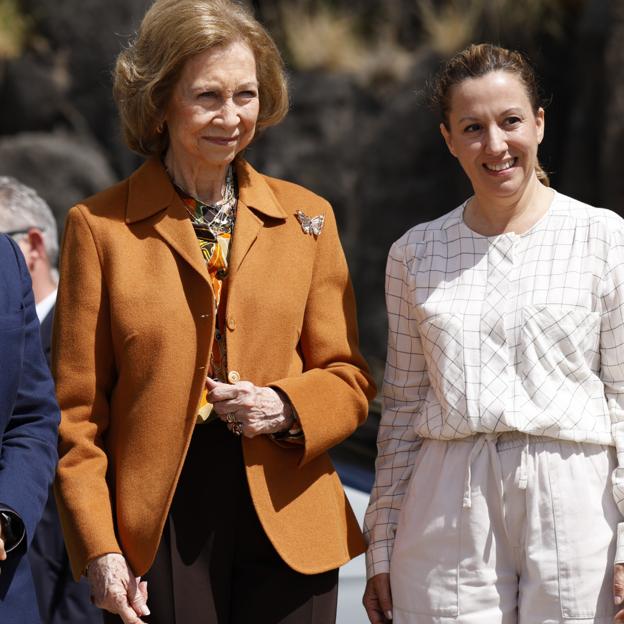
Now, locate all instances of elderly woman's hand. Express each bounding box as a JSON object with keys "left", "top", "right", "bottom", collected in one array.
[
  {"left": 87, "top": 553, "right": 149, "bottom": 623},
  {"left": 206, "top": 377, "right": 295, "bottom": 437}
]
